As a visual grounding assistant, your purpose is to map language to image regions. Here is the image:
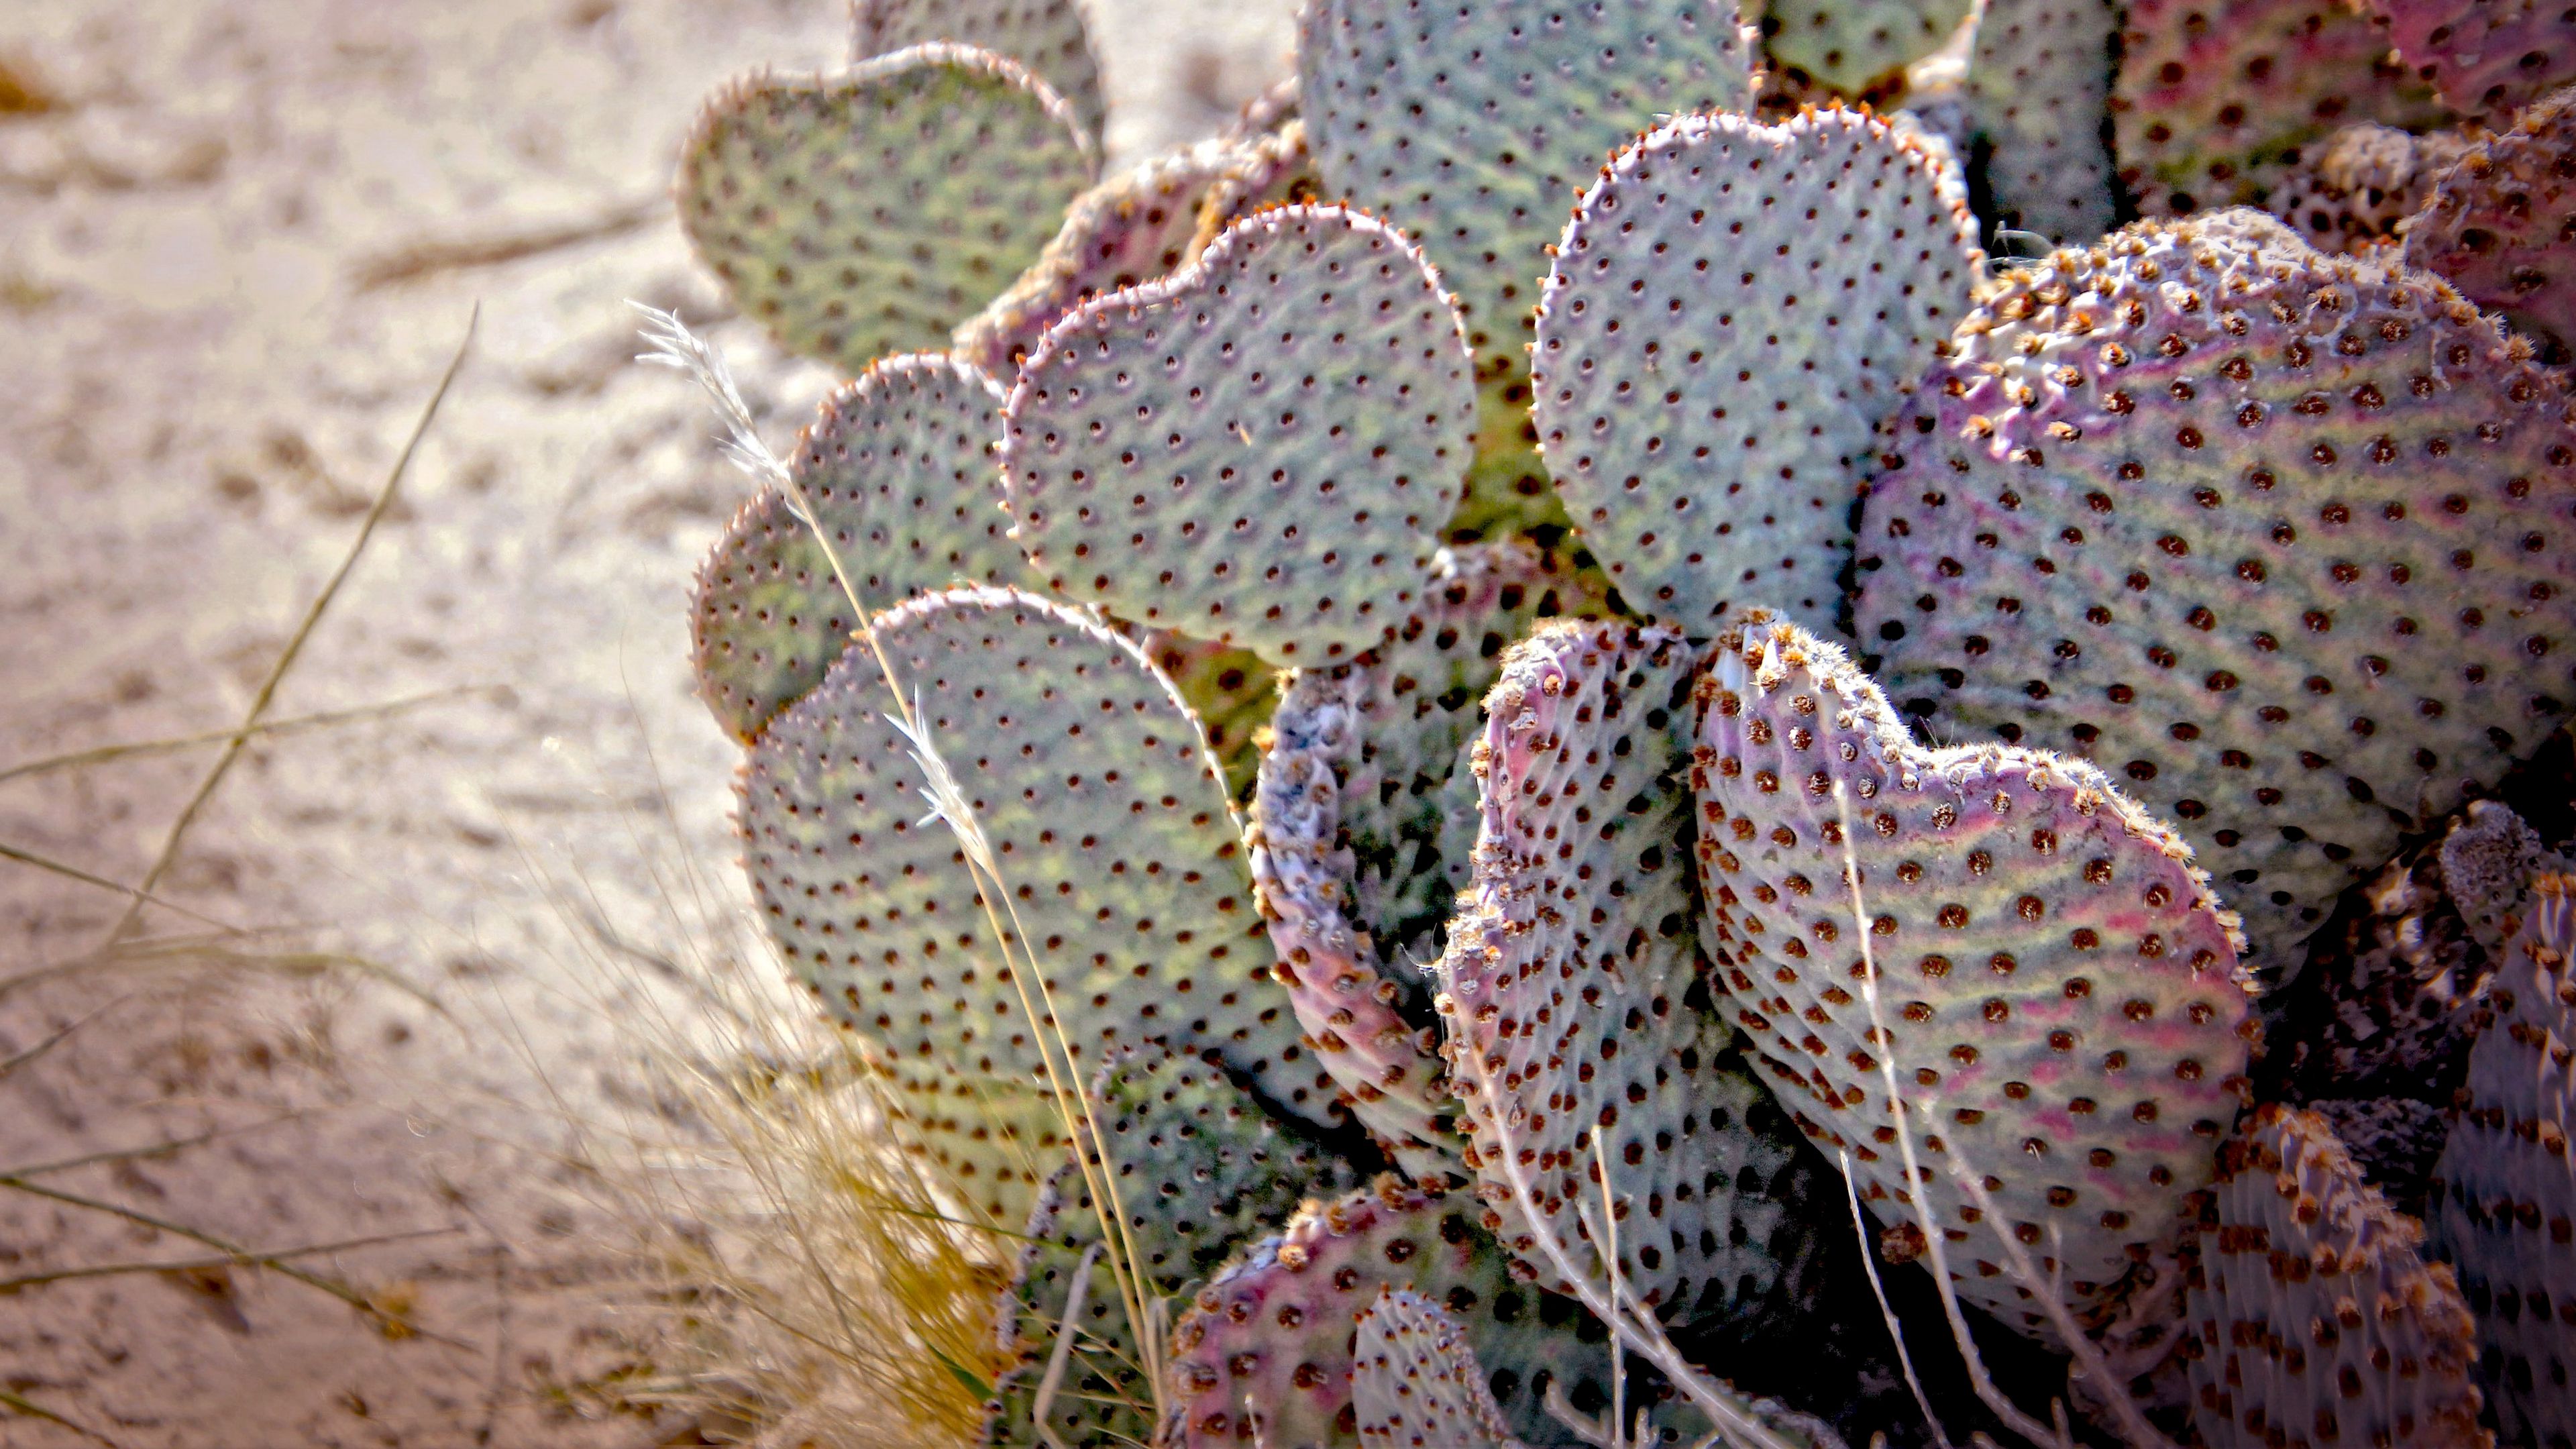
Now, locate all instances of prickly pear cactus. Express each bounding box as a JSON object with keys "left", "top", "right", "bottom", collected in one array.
[
  {"left": 1350, "top": 1289, "right": 1529, "bottom": 1449},
  {"left": 2178, "top": 1104, "right": 2489, "bottom": 1448},
  {"left": 1533, "top": 106, "right": 1982, "bottom": 637},
  {"left": 1184, "top": 118, "right": 1319, "bottom": 260},
  {"left": 2109, "top": 0, "right": 2441, "bottom": 218},
  {"left": 2430, "top": 873, "right": 2576, "bottom": 1447},
  {"left": 740, "top": 586, "right": 1334, "bottom": 1227},
  {"left": 1438, "top": 619, "right": 1835, "bottom": 1326},
  {"left": 1961, "top": 0, "right": 2121, "bottom": 244},
  {"left": 2407, "top": 87, "right": 2576, "bottom": 349},
  {"left": 678, "top": 45, "right": 1097, "bottom": 374},
  {"left": 2439, "top": 800, "right": 2555, "bottom": 957},
  {"left": 1250, "top": 541, "right": 1602, "bottom": 1166},
  {"left": 690, "top": 355, "right": 1022, "bottom": 743},
  {"left": 1297, "top": 0, "right": 1758, "bottom": 535},
  {"left": 987, "top": 1049, "right": 1360, "bottom": 1448},
  {"left": 1161, "top": 1177, "right": 1618, "bottom": 1449},
  {"left": 1693, "top": 611, "right": 2258, "bottom": 1340},
  {"left": 2369, "top": 0, "right": 2576, "bottom": 123},
  {"left": 851, "top": 0, "right": 1106, "bottom": 144},
  {"left": 2267, "top": 123, "right": 2467, "bottom": 256},
  {"left": 1754, "top": 0, "right": 1974, "bottom": 96},
  {"left": 1000, "top": 205, "right": 1469, "bottom": 666},
  {"left": 1857, "top": 210, "right": 2576, "bottom": 967}
]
